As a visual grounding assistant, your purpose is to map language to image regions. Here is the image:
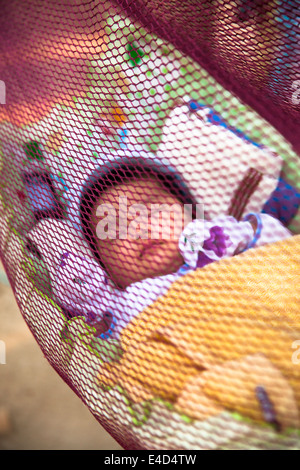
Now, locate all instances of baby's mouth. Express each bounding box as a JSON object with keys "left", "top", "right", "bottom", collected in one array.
[{"left": 139, "top": 240, "right": 165, "bottom": 258}]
